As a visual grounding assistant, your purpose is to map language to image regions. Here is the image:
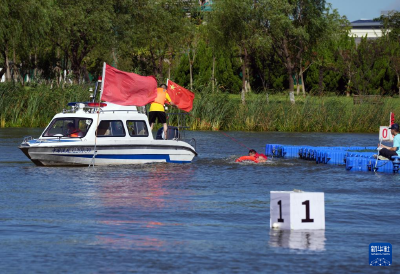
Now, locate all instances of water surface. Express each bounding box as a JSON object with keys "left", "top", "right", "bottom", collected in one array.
[{"left": 0, "top": 128, "right": 399, "bottom": 273}]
